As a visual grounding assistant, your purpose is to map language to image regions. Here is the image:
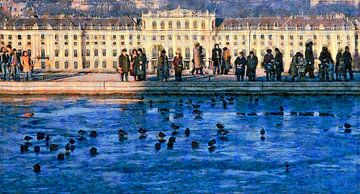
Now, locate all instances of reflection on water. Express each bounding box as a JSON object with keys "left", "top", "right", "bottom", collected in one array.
[{"left": 0, "top": 95, "right": 359, "bottom": 193}]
